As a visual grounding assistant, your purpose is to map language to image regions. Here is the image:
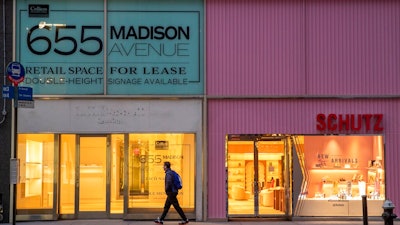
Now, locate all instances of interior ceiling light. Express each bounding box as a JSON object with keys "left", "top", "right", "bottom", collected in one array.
[{"left": 38, "top": 21, "right": 66, "bottom": 30}]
